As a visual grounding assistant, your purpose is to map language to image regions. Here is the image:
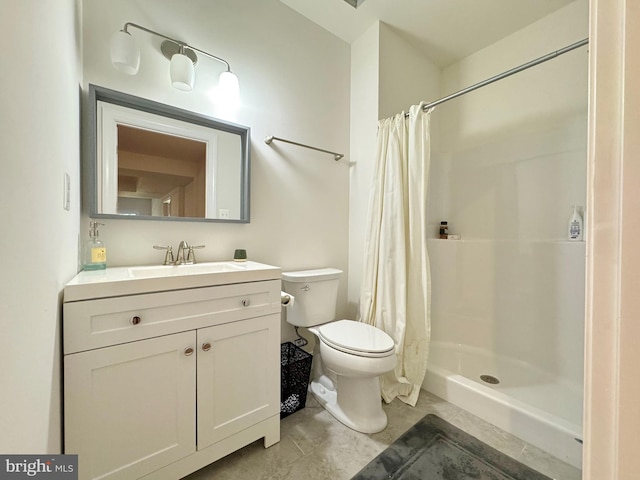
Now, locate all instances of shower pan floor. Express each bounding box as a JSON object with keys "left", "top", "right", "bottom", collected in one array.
[{"left": 424, "top": 341, "right": 582, "bottom": 469}]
